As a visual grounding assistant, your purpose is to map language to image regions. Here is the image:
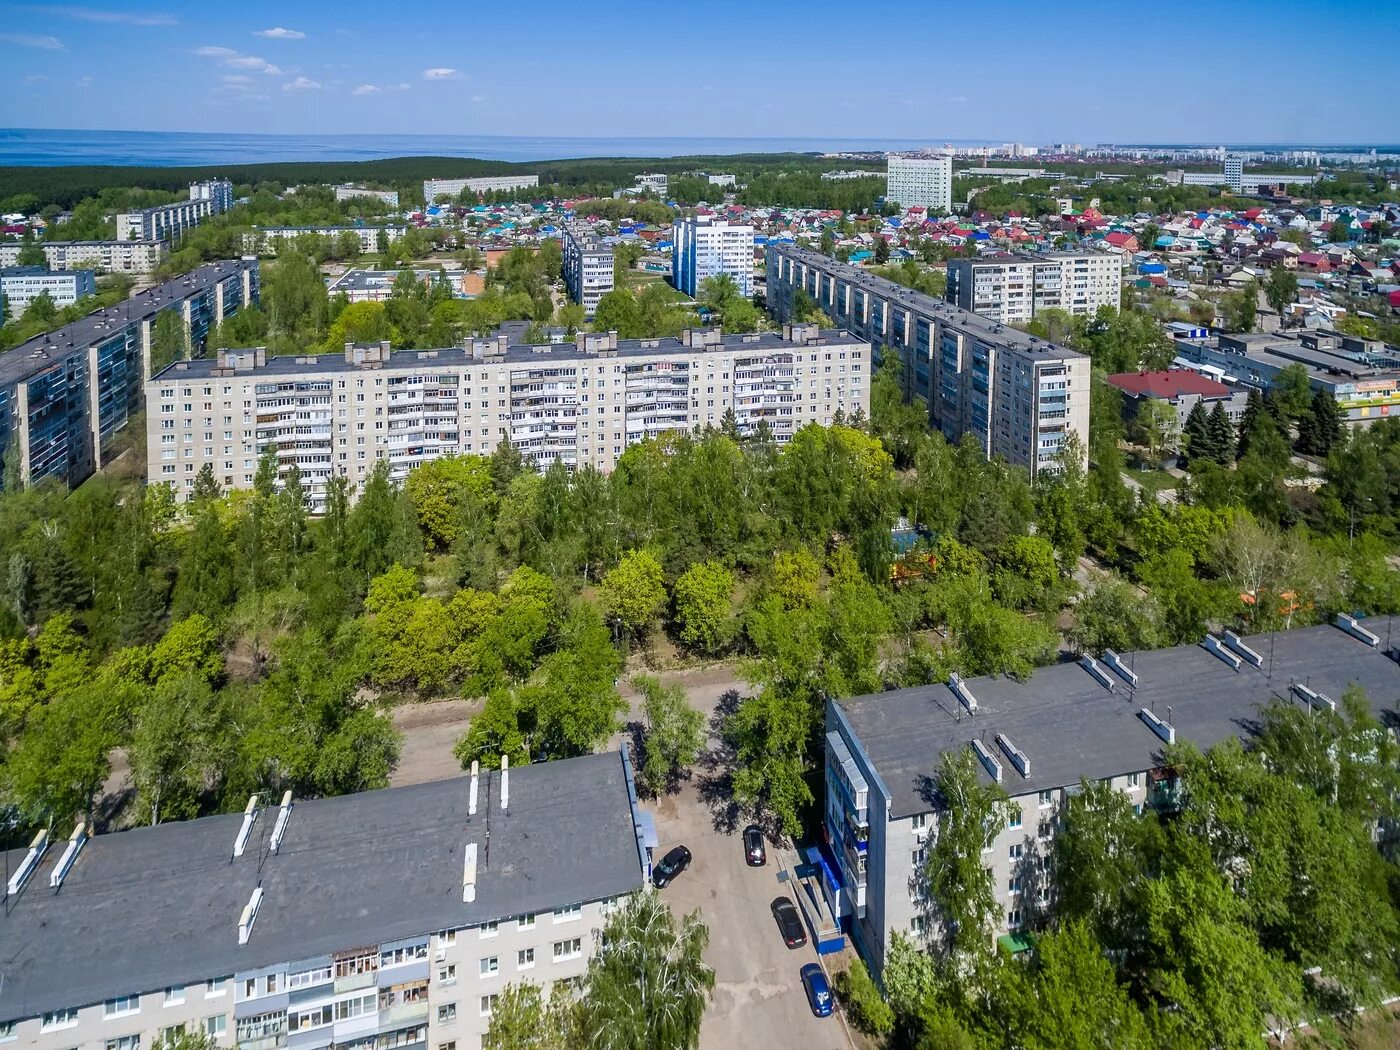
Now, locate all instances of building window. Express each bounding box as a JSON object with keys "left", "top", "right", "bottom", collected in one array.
[
  {"left": 517, "top": 913, "right": 536, "bottom": 930},
  {"left": 335, "top": 951, "right": 377, "bottom": 978},
  {"left": 553, "top": 938, "right": 583, "bottom": 961},
  {"left": 553, "top": 903, "right": 582, "bottom": 922},
  {"left": 1008, "top": 877, "right": 1021, "bottom": 895},
  {"left": 1007, "top": 908, "right": 1023, "bottom": 929},
  {"left": 336, "top": 993, "right": 376, "bottom": 1020},
  {"left": 381, "top": 944, "right": 429, "bottom": 968},
  {"left": 1037, "top": 790, "right": 1053, "bottom": 808},
  {"left": 479, "top": 995, "right": 498, "bottom": 1018},
  {"left": 1128, "top": 772, "right": 1141, "bottom": 788},
  {"left": 105, "top": 1036, "right": 141, "bottom": 1050},
  {"left": 911, "top": 813, "right": 928, "bottom": 831},
  {"left": 1038, "top": 819, "right": 1053, "bottom": 840},
  {"left": 204, "top": 1015, "right": 227, "bottom": 1038},
  {"left": 105, "top": 996, "right": 140, "bottom": 1018},
  {"left": 204, "top": 976, "right": 229, "bottom": 997},
  {"left": 164, "top": 986, "right": 185, "bottom": 1007},
  {"left": 517, "top": 948, "right": 535, "bottom": 970},
  {"left": 480, "top": 956, "right": 499, "bottom": 978},
  {"left": 0, "top": 1021, "right": 14, "bottom": 1043},
  {"left": 479, "top": 921, "right": 499, "bottom": 938},
  {"left": 288, "top": 1004, "right": 333, "bottom": 1032},
  {"left": 287, "top": 966, "right": 332, "bottom": 989},
  {"left": 436, "top": 1004, "right": 457, "bottom": 1024},
  {"left": 1008, "top": 810, "right": 1022, "bottom": 829},
  {"left": 438, "top": 964, "right": 457, "bottom": 985},
  {"left": 1008, "top": 843, "right": 1023, "bottom": 860},
  {"left": 42, "top": 1009, "right": 79, "bottom": 1031}
]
